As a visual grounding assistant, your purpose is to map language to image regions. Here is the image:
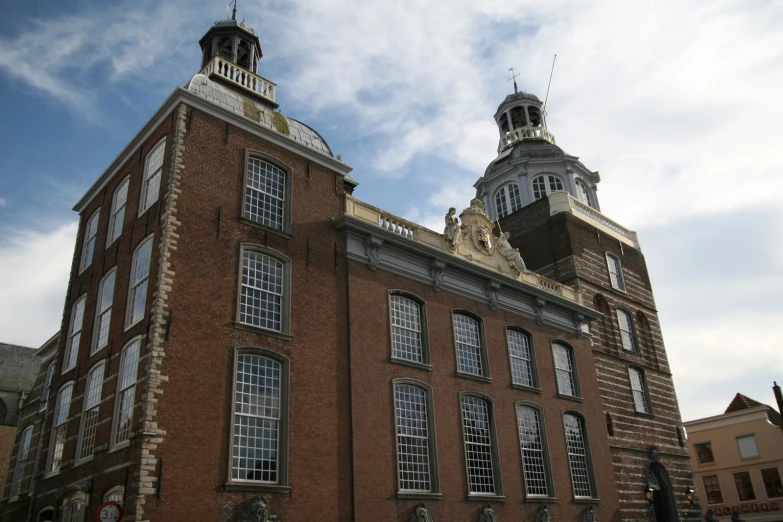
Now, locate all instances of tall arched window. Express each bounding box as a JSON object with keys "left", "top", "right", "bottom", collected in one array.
[
  {"left": 113, "top": 339, "right": 141, "bottom": 447},
  {"left": 230, "top": 351, "right": 289, "bottom": 485},
  {"left": 506, "top": 328, "right": 536, "bottom": 388},
  {"left": 40, "top": 361, "right": 55, "bottom": 412},
  {"left": 495, "top": 183, "right": 522, "bottom": 218},
  {"left": 63, "top": 296, "right": 86, "bottom": 373},
  {"left": 552, "top": 343, "right": 578, "bottom": 397},
  {"left": 453, "top": 312, "right": 487, "bottom": 378},
  {"left": 393, "top": 381, "right": 438, "bottom": 493},
  {"left": 10, "top": 426, "right": 33, "bottom": 497},
  {"left": 238, "top": 247, "right": 291, "bottom": 333},
  {"left": 79, "top": 209, "right": 100, "bottom": 273},
  {"left": 563, "top": 412, "right": 595, "bottom": 498},
  {"left": 532, "top": 175, "right": 564, "bottom": 200},
  {"left": 575, "top": 180, "right": 593, "bottom": 207},
  {"left": 244, "top": 156, "right": 289, "bottom": 232},
  {"left": 78, "top": 362, "right": 105, "bottom": 461},
  {"left": 139, "top": 139, "right": 166, "bottom": 215},
  {"left": 107, "top": 177, "right": 129, "bottom": 247},
  {"left": 48, "top": 383, "right": 73, "bottom": 474},
  {"left": 389, "top": 292, "right": 427, "bottom": 364},
  {"left": 629, "top": 367, "right": 651, "bottom": 414},
  {"left": 126, "top": 236, "right": 153, "bottom": 328},
  {"left": 616, "top": 309, "right": 637, "bottom": 352},
  {"left": 93, "top": 269, "right": 116, "bottom": 353},
  {"left": 460, "top": 394, "right": 500, "bottom": 495},
  {"left": 516, "top": 403, "right": 552, "bottom": 497}
]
